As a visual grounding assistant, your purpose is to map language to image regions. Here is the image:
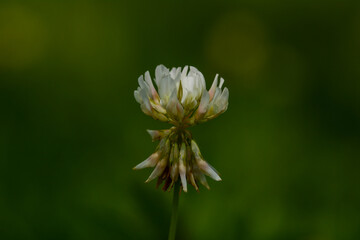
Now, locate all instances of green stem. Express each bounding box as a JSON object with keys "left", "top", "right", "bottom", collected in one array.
[{"left": 168, "top": 181, "right": 180, "bottom": 240}]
